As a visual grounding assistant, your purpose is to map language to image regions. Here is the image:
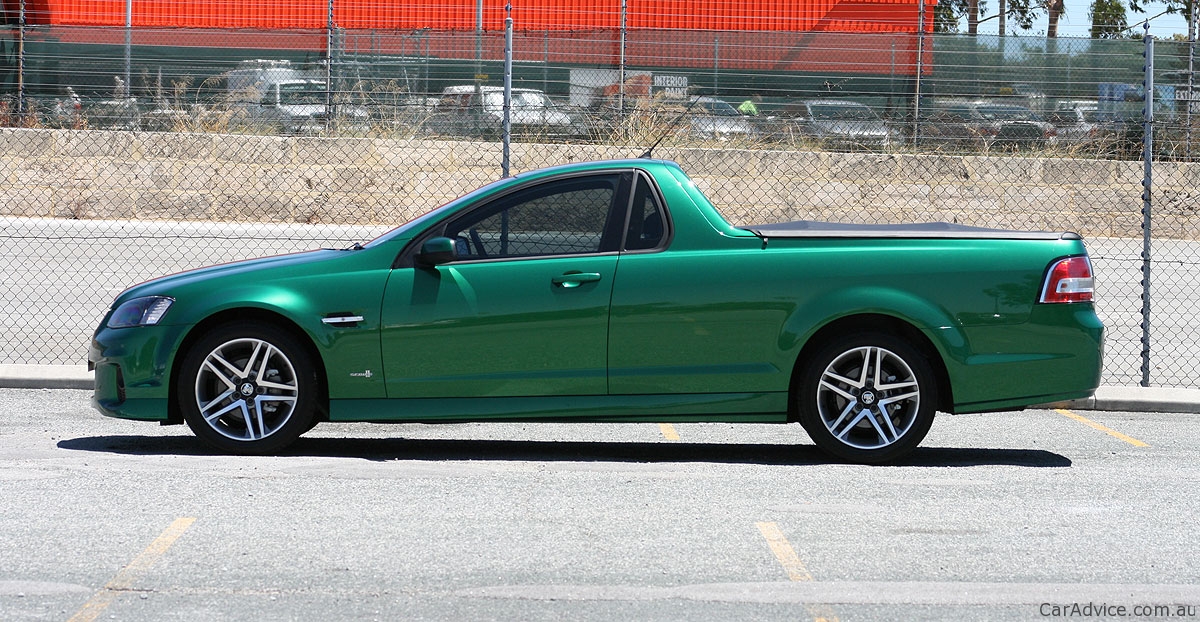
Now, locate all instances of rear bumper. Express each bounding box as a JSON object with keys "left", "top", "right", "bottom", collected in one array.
[{"left": 946, "top": 305, "right": 1104, "bottom": 413}]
